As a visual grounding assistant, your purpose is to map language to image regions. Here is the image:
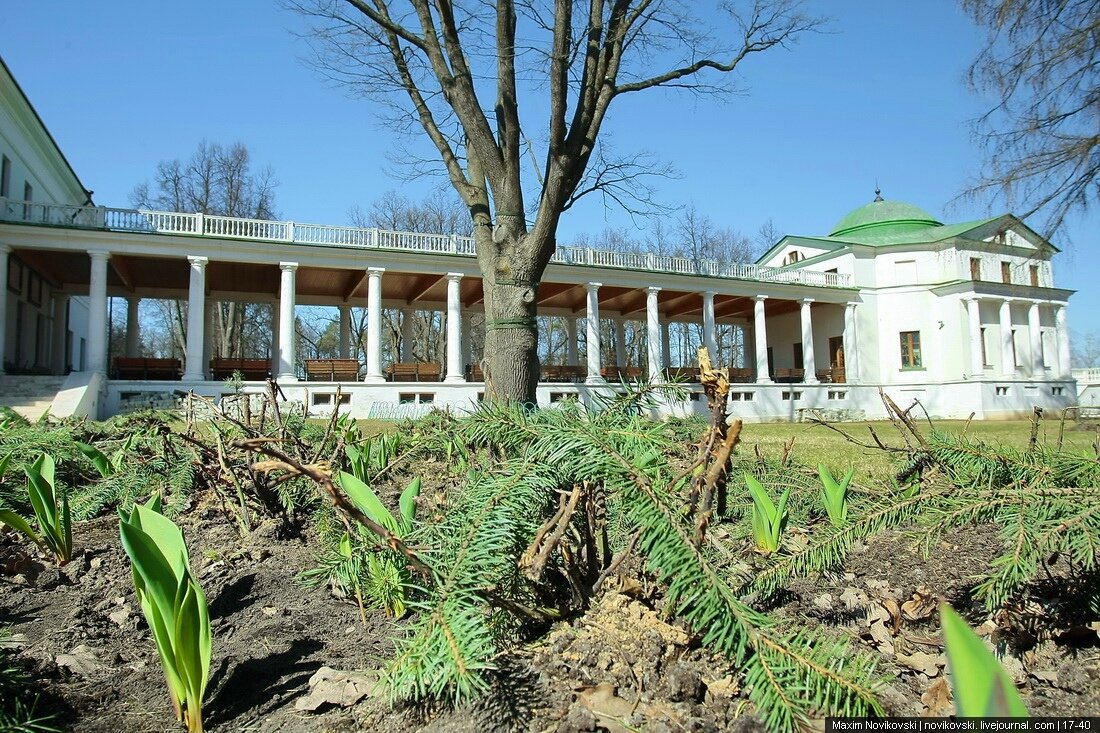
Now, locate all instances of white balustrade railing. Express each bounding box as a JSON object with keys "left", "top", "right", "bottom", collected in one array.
[
  {"left": 1072, "top": 368, "right": 1100, "bottom": 384},
  {"left": 0, "top": 197, "right": 851, "bottom": 288}
]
